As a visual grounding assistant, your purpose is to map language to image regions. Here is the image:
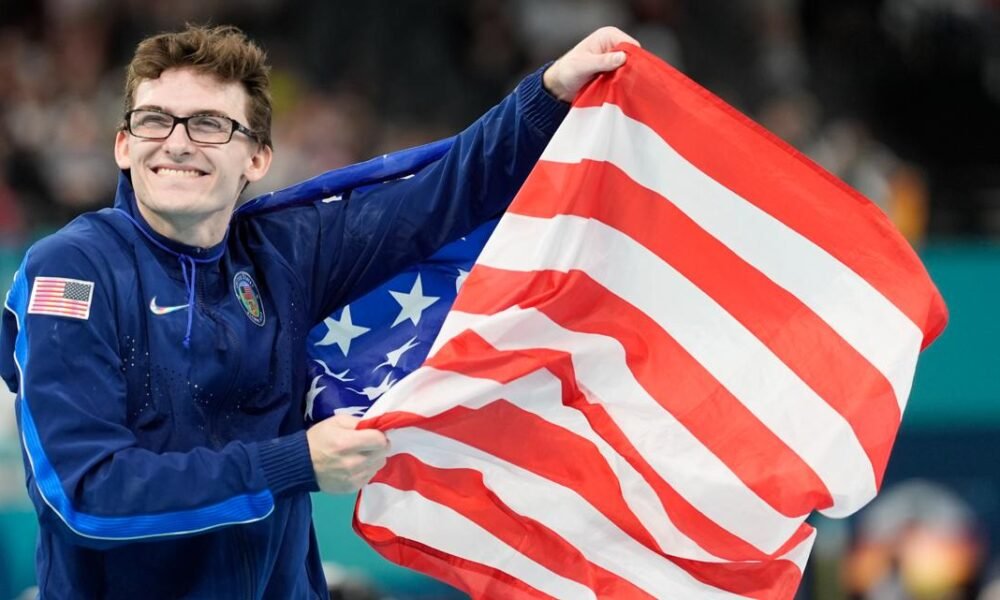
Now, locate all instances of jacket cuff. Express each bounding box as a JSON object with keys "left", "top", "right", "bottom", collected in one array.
[
  {"left": 516, "top": 62, "right": 570, "bottom": 137},
  {"left": 252, "top": 430, "right": 319, "bottom": 497}
]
